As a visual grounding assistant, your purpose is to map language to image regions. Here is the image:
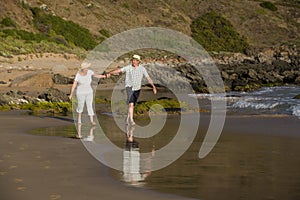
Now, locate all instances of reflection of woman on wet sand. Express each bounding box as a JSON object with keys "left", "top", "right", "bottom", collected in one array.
[
  {"left": 77, "top": 123, "right": 96, "bottom": 140},
  {"left": 69, "top": 62, "right": 107, "bottom": 125}
]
